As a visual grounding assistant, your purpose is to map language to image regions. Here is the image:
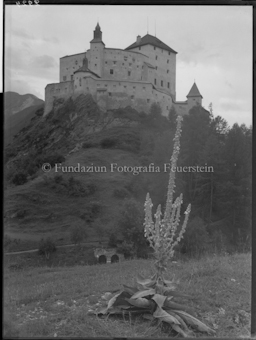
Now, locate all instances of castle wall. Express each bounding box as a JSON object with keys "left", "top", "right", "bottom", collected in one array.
[
  {"left": 99, "top": 49, "right": 149, "bottom": 82},
  {"left": 60, "top": 53, "right": 86, "bottom": 82},
  {"left": 187, "top": 97, "right": 202, "bottom": 110},
  {"left": 173, "top": 102, "right": 188, "bottom": 116},
  {"left": 74, "top": 76, "right": 173, "bottom": 116},
  {"left": 44, "top": 81, "right": 74, "bottom": 116},
  {"left": 127, "top": 45, "right": 176, "bottom": 99}
]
